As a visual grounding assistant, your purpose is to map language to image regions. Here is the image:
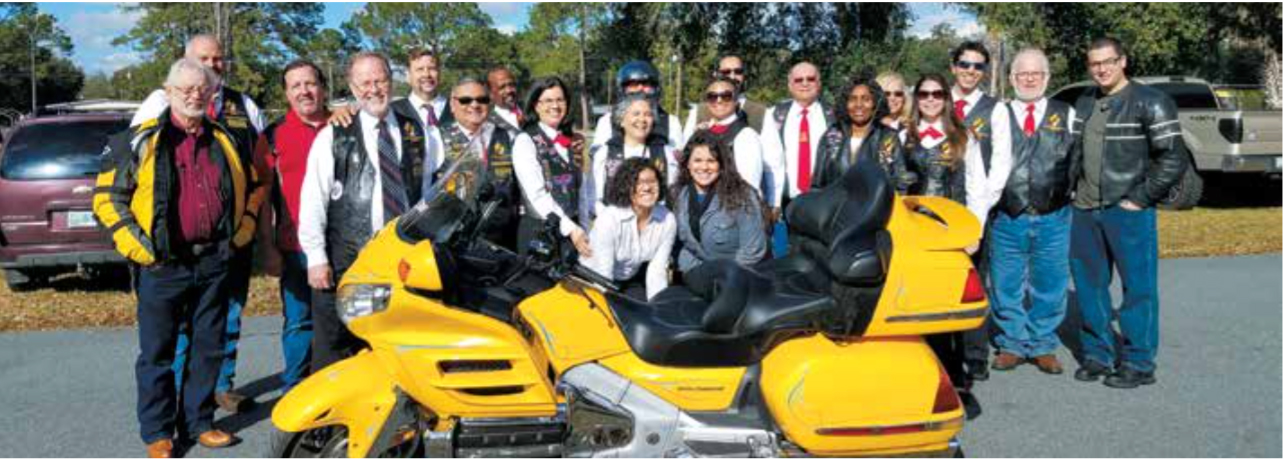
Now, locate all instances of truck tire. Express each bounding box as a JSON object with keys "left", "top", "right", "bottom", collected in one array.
[{"left": 1158, "top": 167, "right": 1203, "bottom": 211}]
